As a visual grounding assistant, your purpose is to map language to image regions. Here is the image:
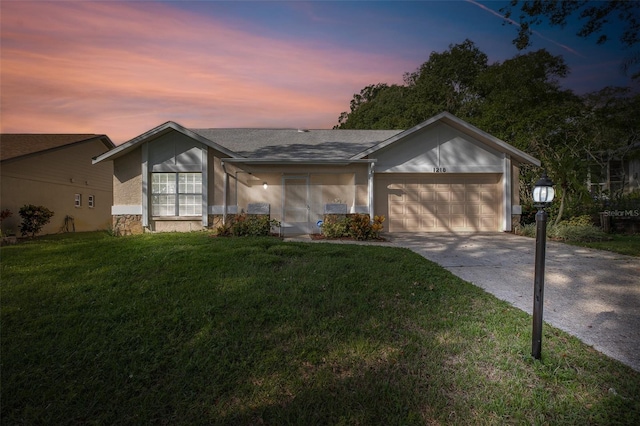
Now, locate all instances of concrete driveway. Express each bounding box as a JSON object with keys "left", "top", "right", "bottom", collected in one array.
[{"left": 387, "top": 233, "right": 640, "bottom": 372}]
